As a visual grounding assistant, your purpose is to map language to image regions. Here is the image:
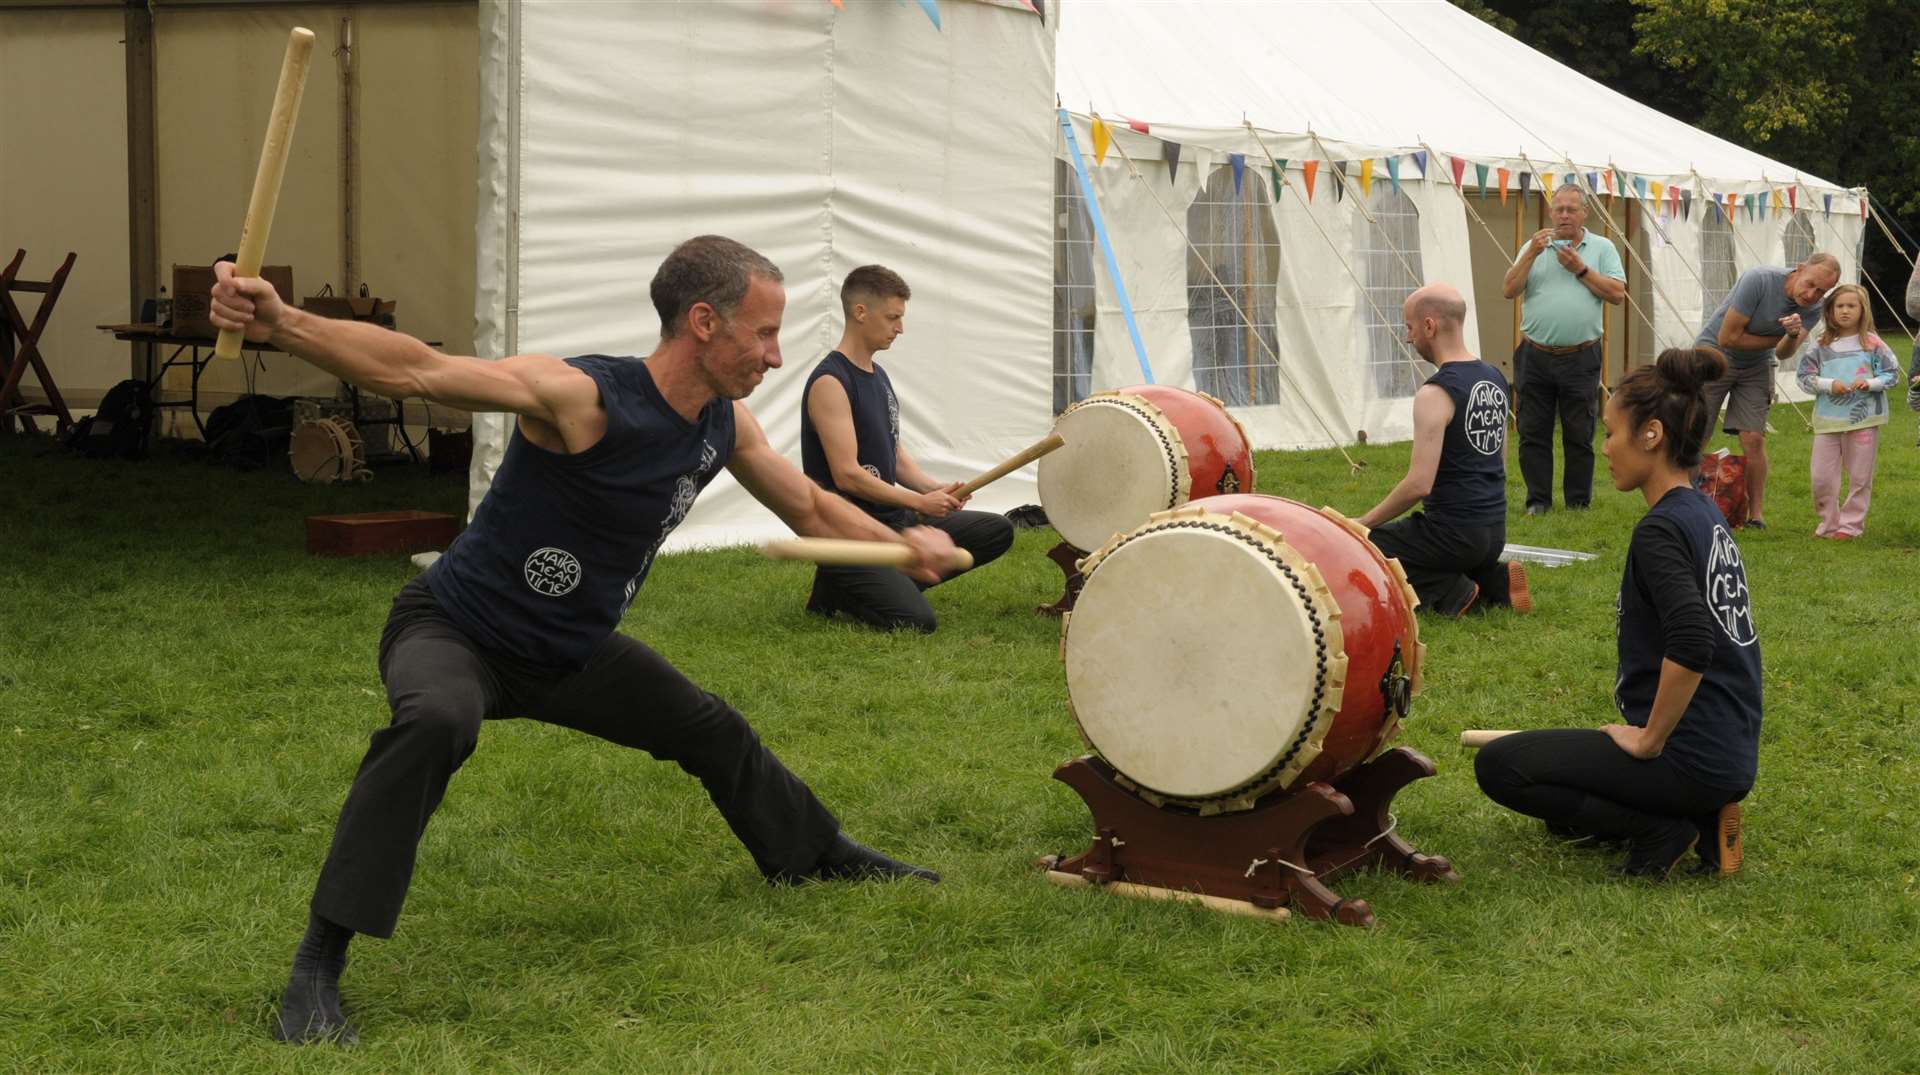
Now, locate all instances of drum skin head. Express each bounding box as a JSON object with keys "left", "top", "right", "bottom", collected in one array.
[
  {"left": 1039, "top": 396, "right": 1187, "bottom": 552},
  {"left": 1062, "top": 510, "right": 1343, "bottom": 805}
]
